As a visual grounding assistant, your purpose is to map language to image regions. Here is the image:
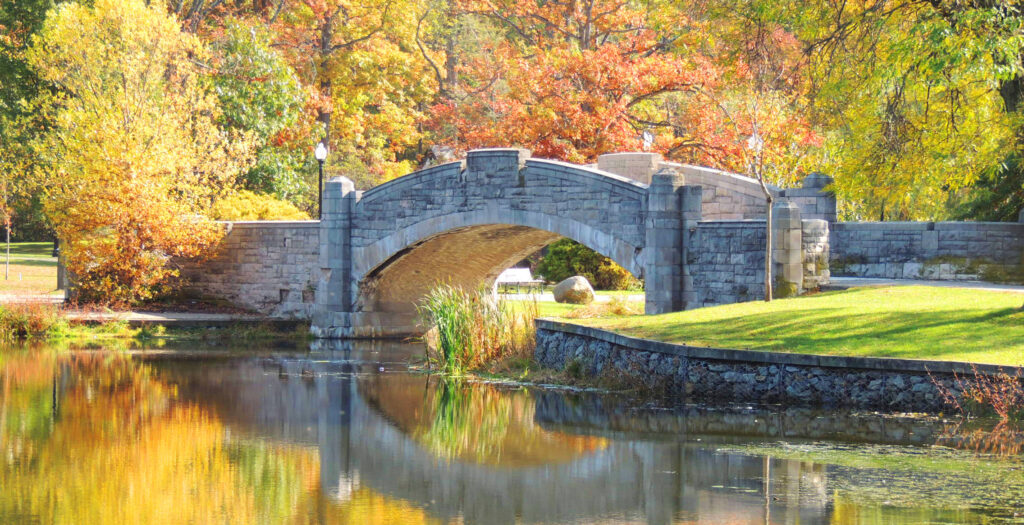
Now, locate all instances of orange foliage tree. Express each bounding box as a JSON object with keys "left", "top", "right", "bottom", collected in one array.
[
  {"left": 425, "top": 0, "right": 821, "bottom": 175},
  {"left": 427, "top": 0, "right": 722, "bottom": 163}
]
